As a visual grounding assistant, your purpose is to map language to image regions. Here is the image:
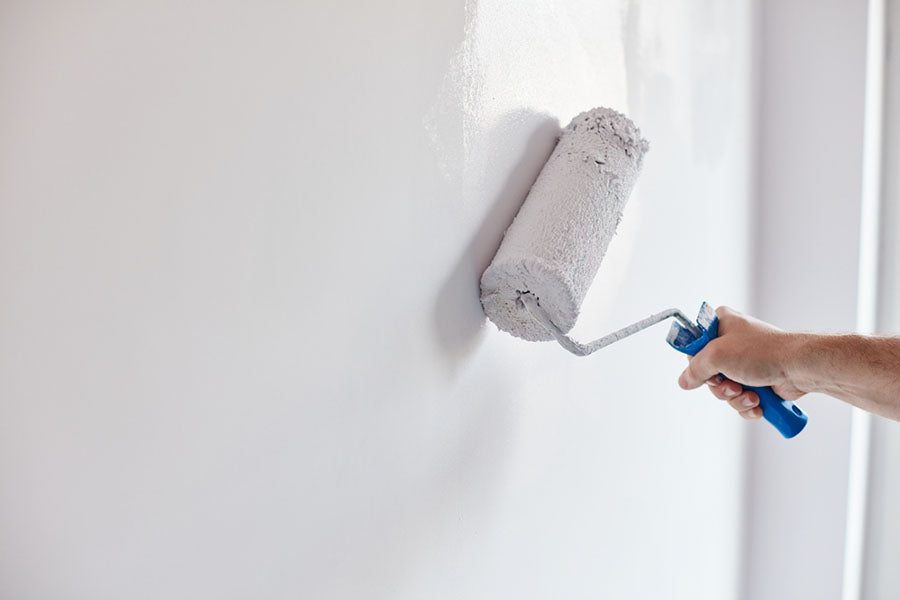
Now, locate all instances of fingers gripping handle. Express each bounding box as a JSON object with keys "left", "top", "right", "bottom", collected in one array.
[{"left": 666, "top": 303, "right": 808, "bottom": 439}]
